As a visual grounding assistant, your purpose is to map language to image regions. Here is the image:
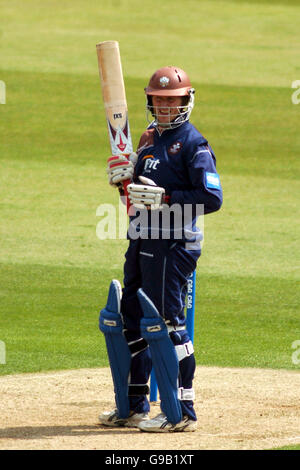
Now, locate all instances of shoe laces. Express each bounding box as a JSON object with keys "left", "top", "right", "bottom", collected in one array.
[{"left": 154, "top": 412, "right": 167, "bottom": 421}]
